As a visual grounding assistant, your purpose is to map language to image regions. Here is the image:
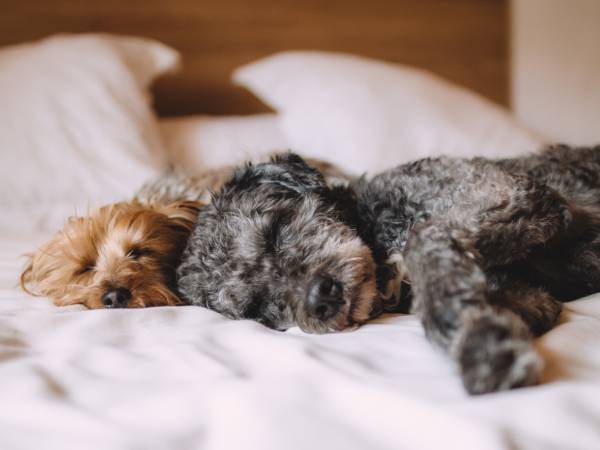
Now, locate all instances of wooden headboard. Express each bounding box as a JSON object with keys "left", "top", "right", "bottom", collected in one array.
[{"left": 0, "top": 0, "right": 508, "bottom": 116}]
